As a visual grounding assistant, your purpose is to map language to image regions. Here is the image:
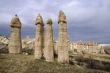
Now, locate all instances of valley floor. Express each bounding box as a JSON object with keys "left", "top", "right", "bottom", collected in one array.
[{"left": 0, "top": 54, "right": 109, "bottom": 73}]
